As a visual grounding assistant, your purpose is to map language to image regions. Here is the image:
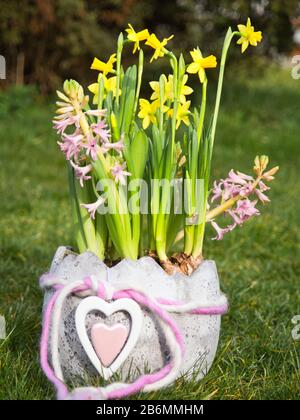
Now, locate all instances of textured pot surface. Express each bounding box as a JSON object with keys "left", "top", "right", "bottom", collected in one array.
[{"left": 44, "top": 246, "right": 225, "bottom": 382}]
